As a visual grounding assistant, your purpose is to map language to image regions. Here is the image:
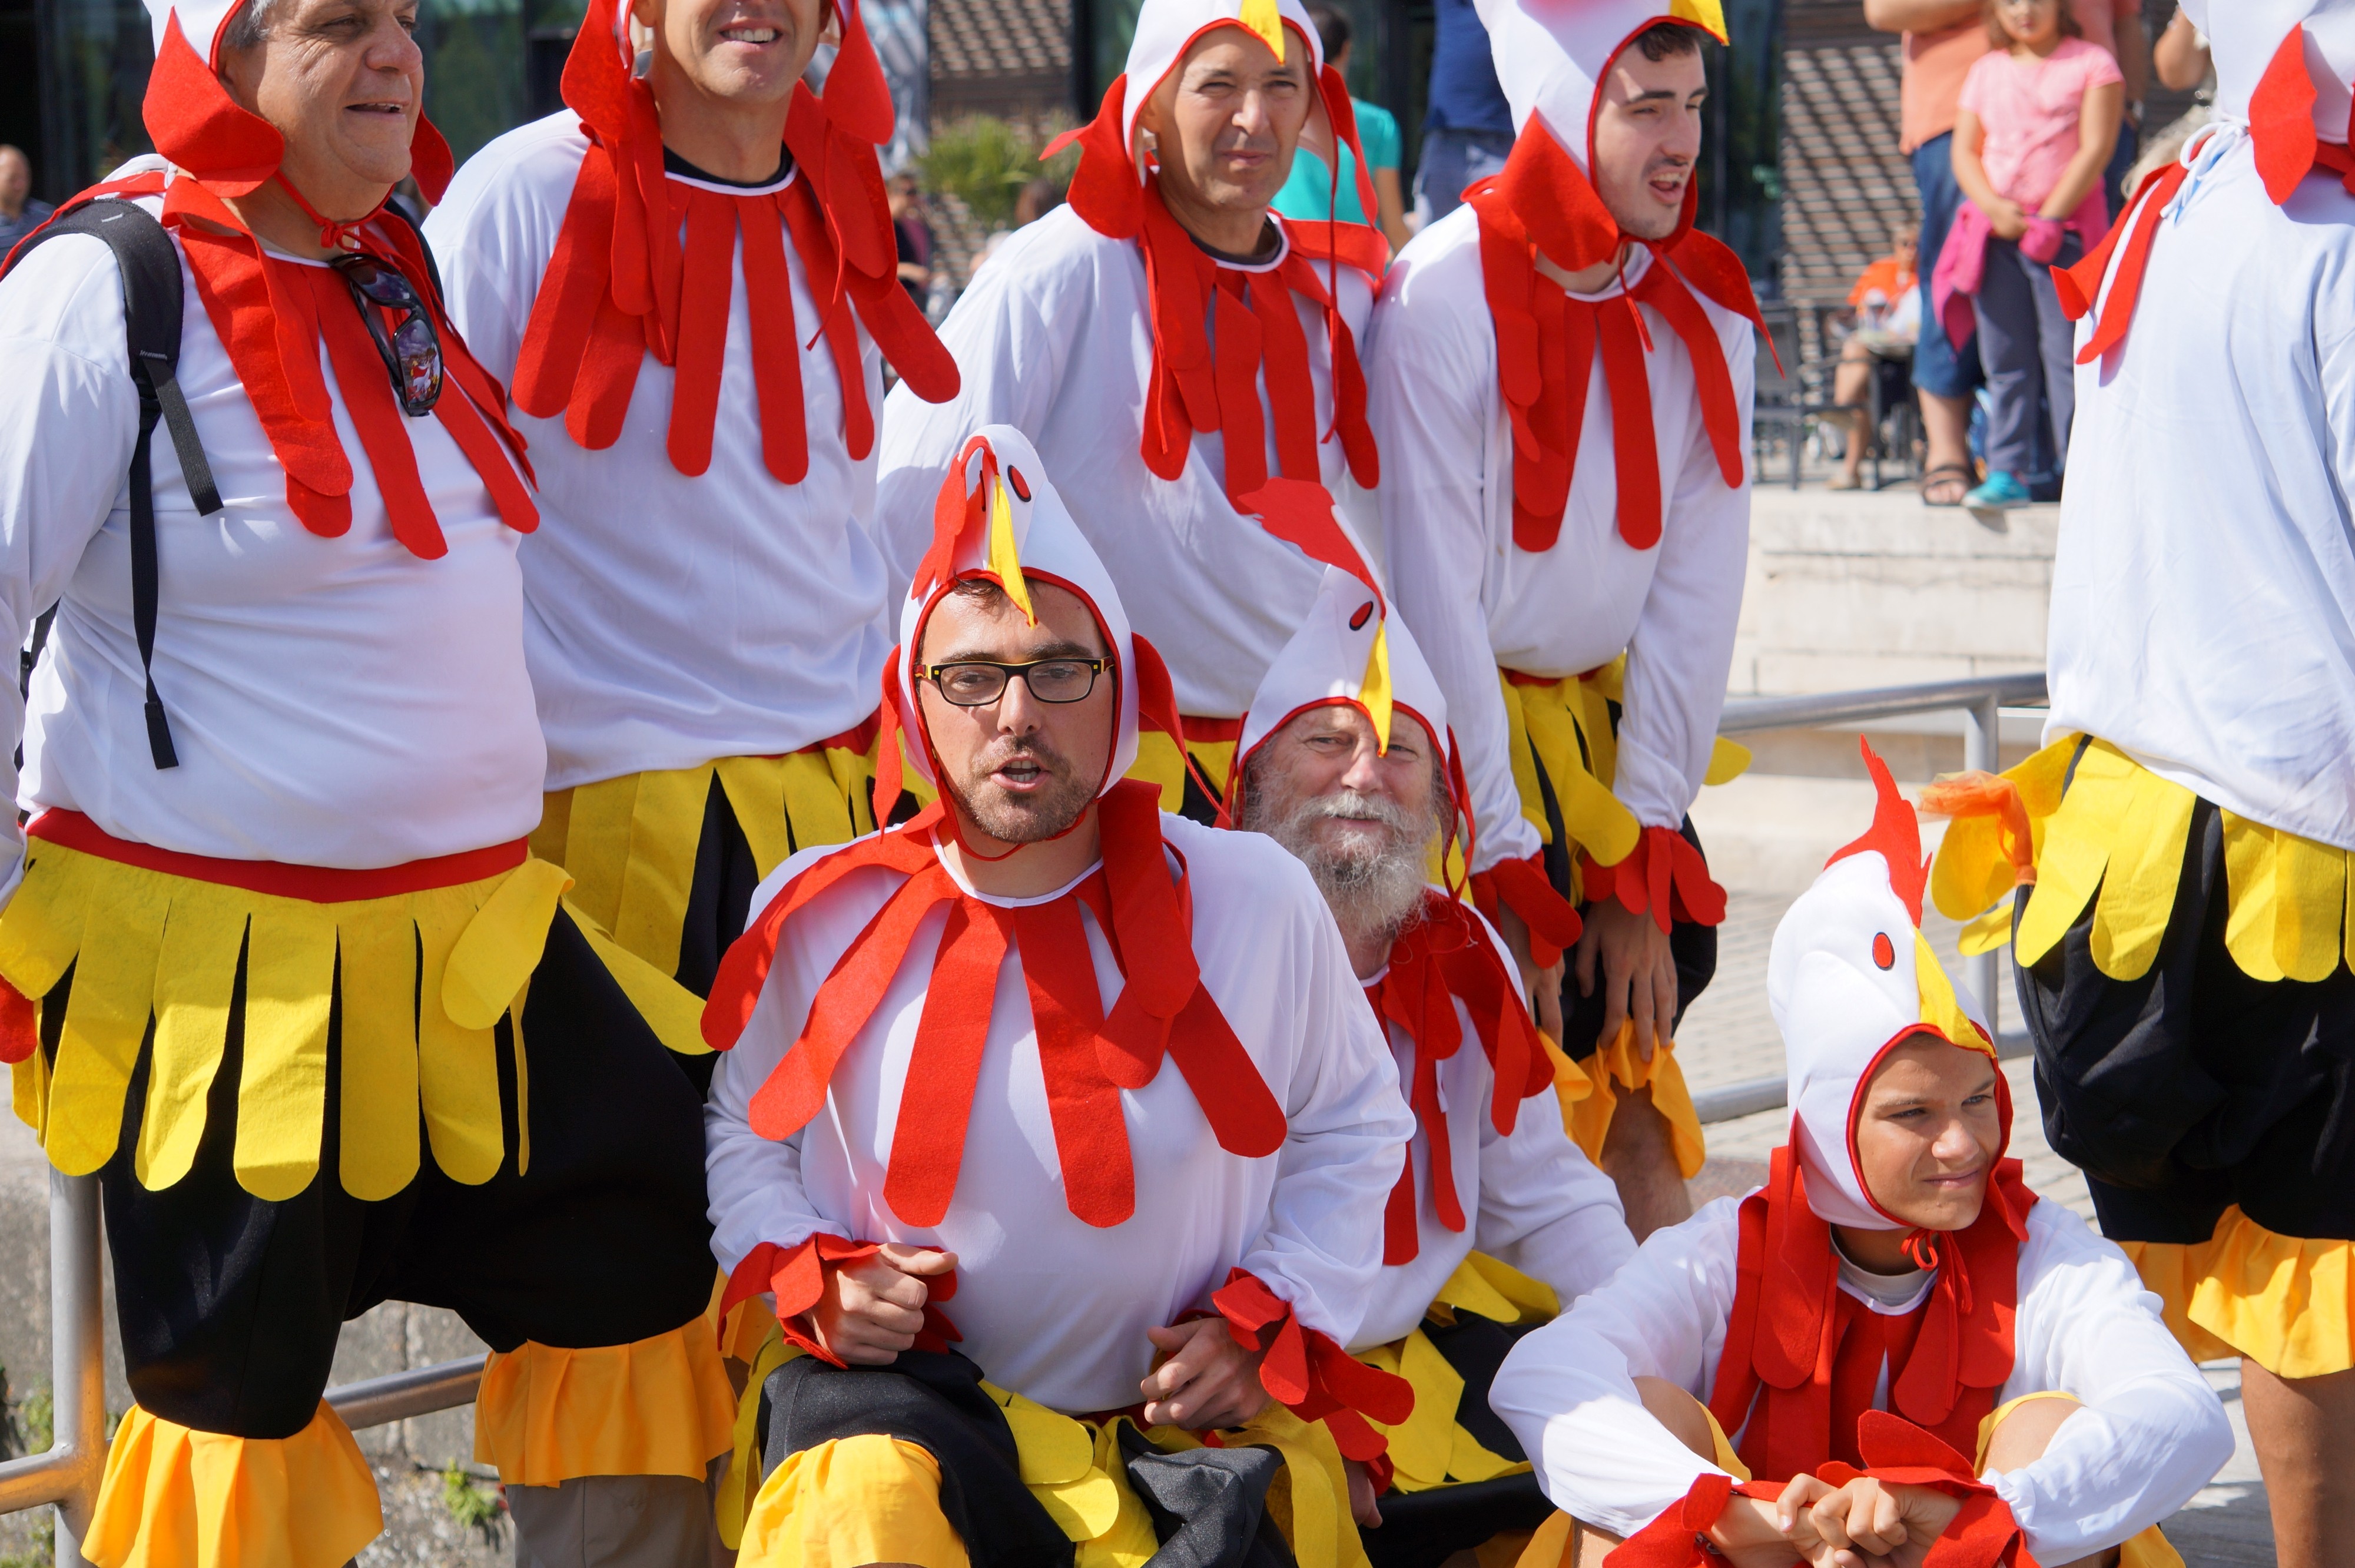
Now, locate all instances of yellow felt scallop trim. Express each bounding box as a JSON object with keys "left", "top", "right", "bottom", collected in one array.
[
  {"left": 1976, "top": 738, "right": 2355, "bottom": 984},
  {"left": 1124, "top": 734, "right": 1240, "bottom": 816},
  {"left": 473, "top": 1314, "right": 737, "bottom": 1487},
  {"left": 85, "top": 1401, "right": 382, "bottom": 1568},
  {"left": 0, "top": 843, "right": 592, "bottom": 1198},
  {"left": 1498, "top": 672, "right": 1640, "bottom": 874},
  {"left": 1565, "top": 1023, "right": 1706, "bottom": 1178},
  {"left": 2119, "top": 1205, "right": 2355, "bottom": 1380},
  {"left": 1365, "top": 1252, "right": 1557, "bottom": 1493},
  {"left": 538, "top": 747, "right": 881, "bottom": 984}
]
